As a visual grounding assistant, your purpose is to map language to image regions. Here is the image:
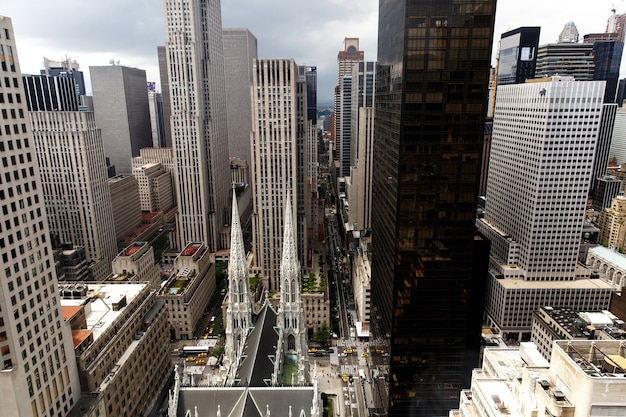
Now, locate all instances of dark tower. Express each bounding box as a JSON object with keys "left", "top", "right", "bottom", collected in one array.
[
  {"left": 371, "top": 1, "right": 496, "bottom": 415},
  {"left": 497, "top": 27, "right": 540, "bottom": 86}
]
